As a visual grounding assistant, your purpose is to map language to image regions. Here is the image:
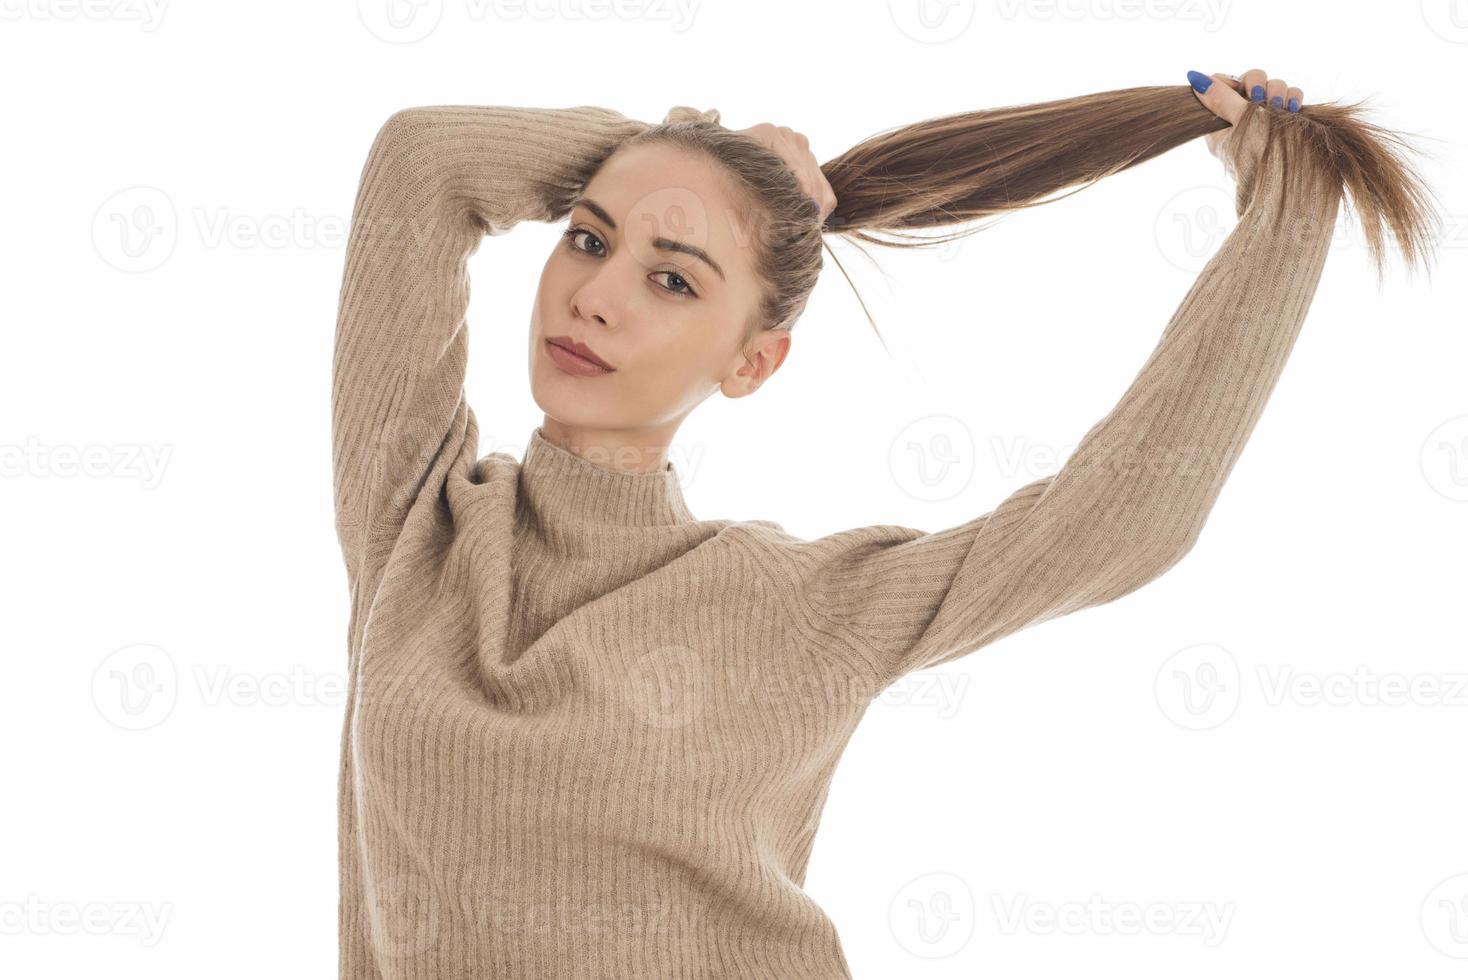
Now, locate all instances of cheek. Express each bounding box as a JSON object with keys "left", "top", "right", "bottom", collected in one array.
[
  {"left": 532, "top": 256, "right": 573, "bottom": 326},
  {"left": 645, "top": 316, "right": 736, "bottom": 386},
  {"left": 536, "top": 252, "right": 565, "bottom": 299}
]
